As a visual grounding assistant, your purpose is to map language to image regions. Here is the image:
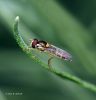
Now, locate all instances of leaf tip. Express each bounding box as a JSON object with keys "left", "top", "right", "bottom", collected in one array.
[{"left": 15, "top": 16, "right": 19, "bottom": 22}]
